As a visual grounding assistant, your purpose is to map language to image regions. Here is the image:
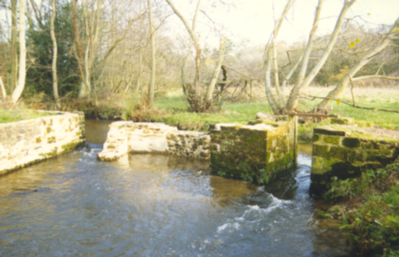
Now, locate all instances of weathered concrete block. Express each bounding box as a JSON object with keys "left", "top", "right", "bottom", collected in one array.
[
  {"left": 209, "top": 116, "right": 297, "bottom": 184},
  {"left": 0, "top": 111, "right": 85, "bottom": 176}
]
